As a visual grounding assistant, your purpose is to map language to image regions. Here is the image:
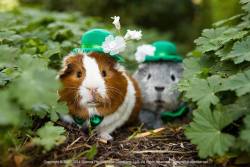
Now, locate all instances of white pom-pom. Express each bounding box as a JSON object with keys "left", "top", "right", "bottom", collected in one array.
[
  {"left": 102, "top": 35, "right": 126, "bottom": 55},
  {"left": 124, "top": 30, "right": 142, "bottom": 40},
  {"left": 135, "top": 44, "right": 156, "bottom": 63}
]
